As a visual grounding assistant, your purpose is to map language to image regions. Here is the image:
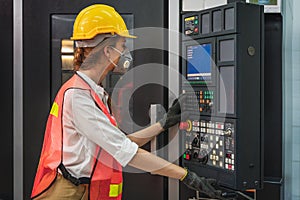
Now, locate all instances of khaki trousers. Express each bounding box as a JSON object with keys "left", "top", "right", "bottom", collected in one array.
[{"left": 33, "top": 173, "right": 88, "bottom": 200}]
